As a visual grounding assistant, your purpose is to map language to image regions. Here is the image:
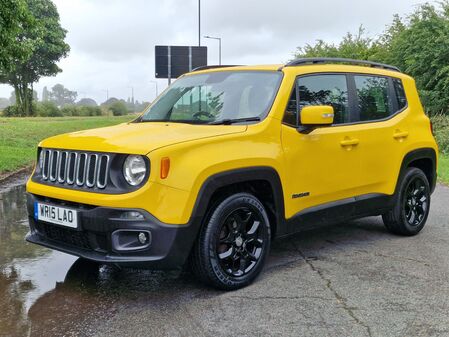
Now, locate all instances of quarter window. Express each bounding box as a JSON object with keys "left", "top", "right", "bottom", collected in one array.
[
  {"left": 283, "top": 74, "right": 350, "bottom": 126},
  {"left": 354, "top": 75, "right": 392, "bottom": 121},
  {"left": 393, "top": 78, "right": 407, "bottom": 110}
]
